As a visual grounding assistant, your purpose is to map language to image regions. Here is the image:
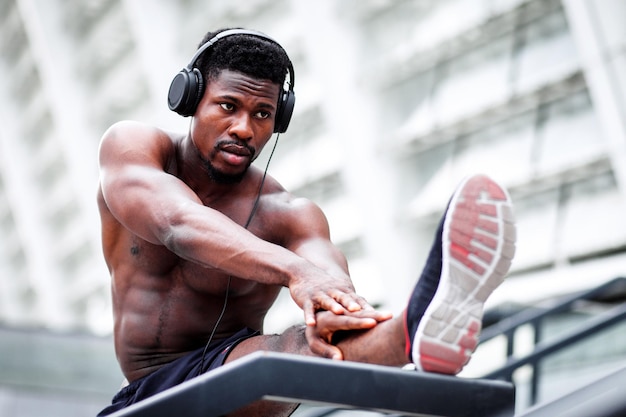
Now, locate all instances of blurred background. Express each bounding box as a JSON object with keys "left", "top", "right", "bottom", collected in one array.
[{"left": 0, "top": 0, "right": 625, "bottom": 416}]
